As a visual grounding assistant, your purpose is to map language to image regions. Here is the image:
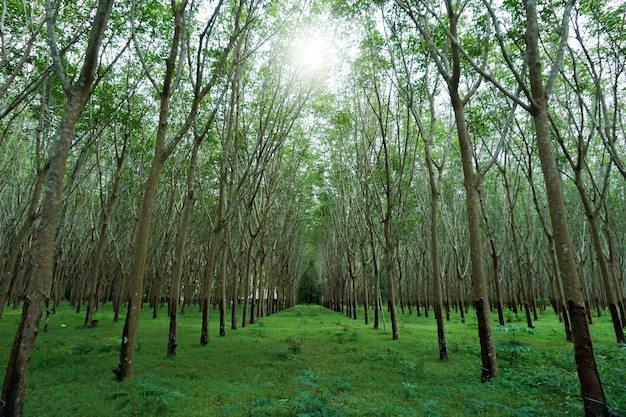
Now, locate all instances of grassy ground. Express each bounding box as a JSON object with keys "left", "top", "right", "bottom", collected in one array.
[{"left": 0, "top": 302, "right": 624, "bottom": 416}]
